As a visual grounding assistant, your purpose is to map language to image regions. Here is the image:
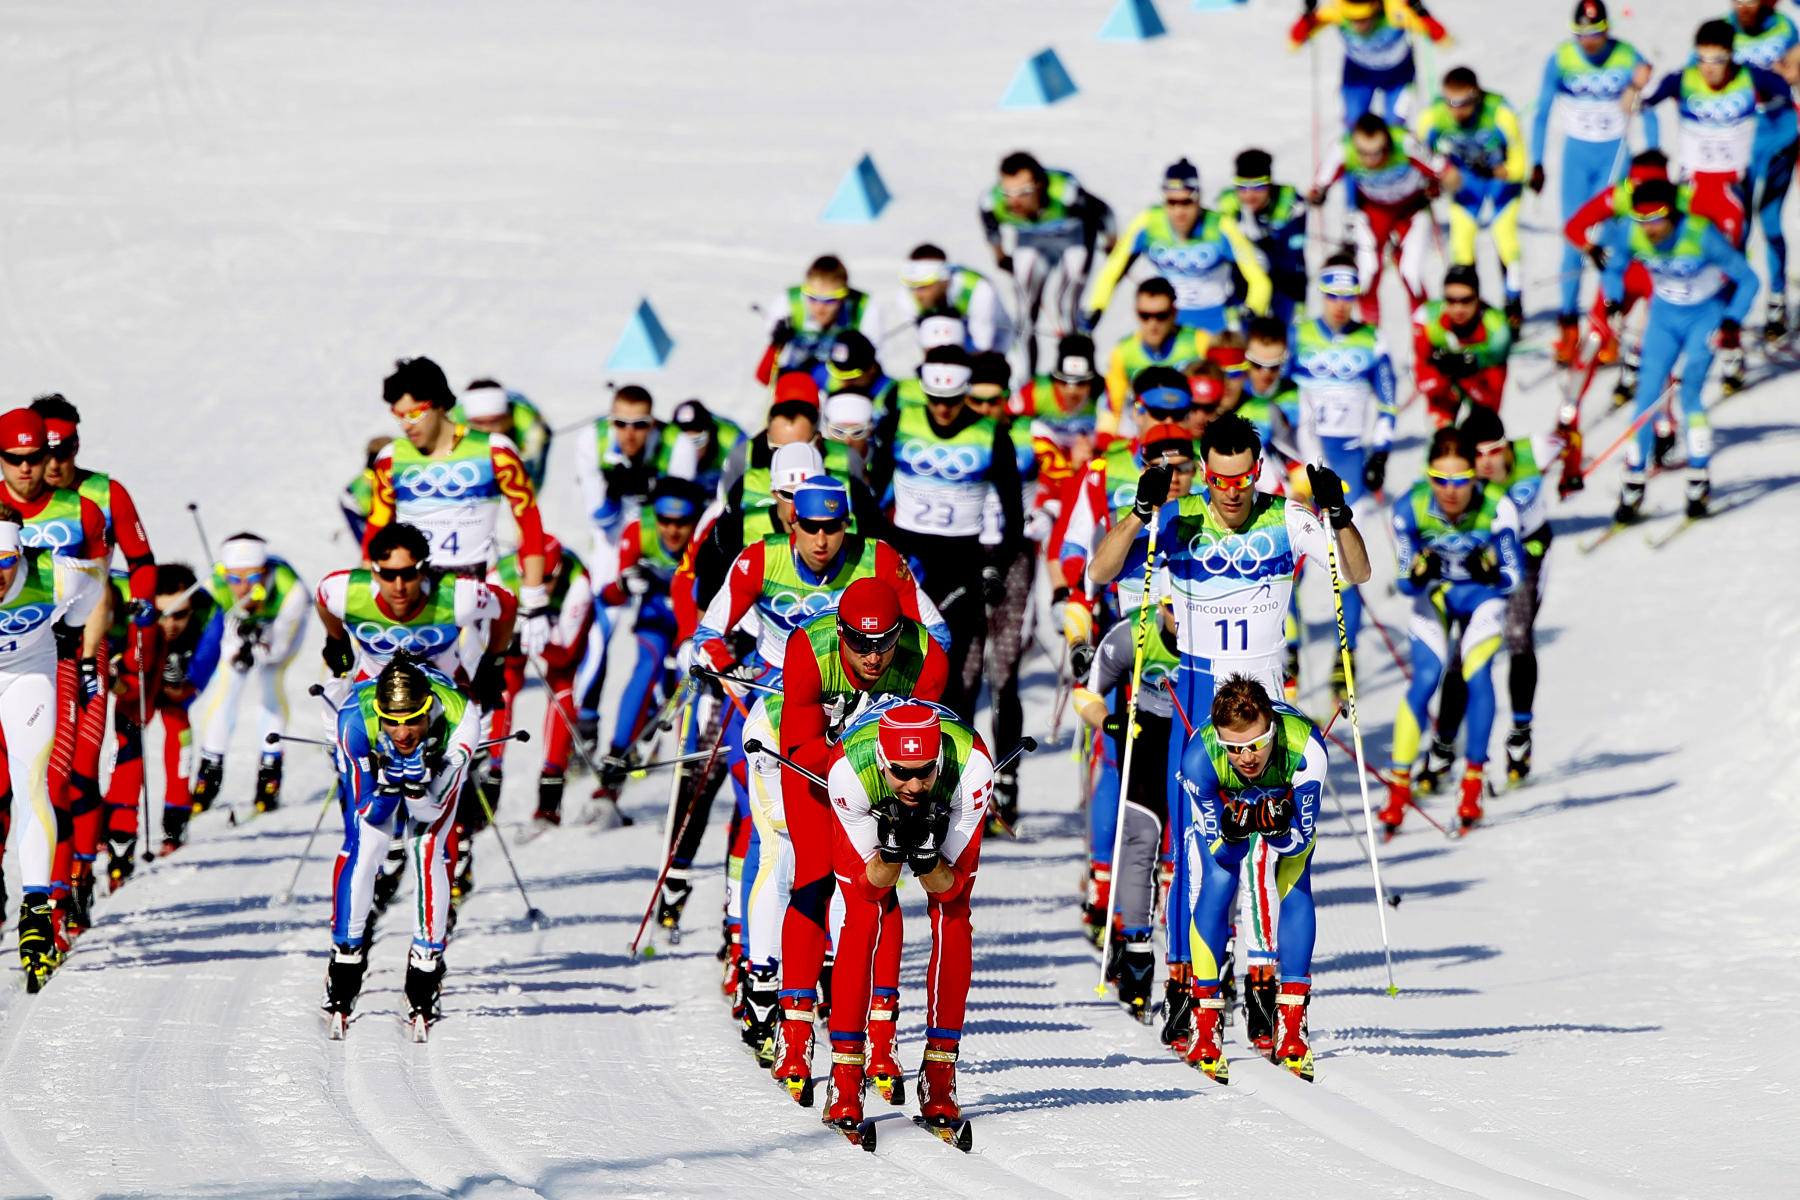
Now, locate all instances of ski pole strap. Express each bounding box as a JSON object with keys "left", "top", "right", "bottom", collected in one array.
[{"left": 740, "top": 738, "right": 827, "bottom": 788}]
